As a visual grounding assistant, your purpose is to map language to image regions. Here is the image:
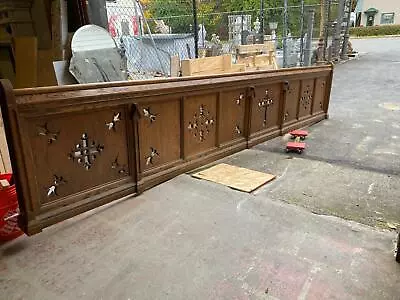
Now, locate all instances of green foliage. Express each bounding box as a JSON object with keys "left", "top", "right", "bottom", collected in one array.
[
  {"left": 350, "top": 25, "right": 400, "bottom": 37},
  {"left": 147, "top": 0, "right": 193, "bottom": 33},
  {"left": 146, "top": 0, "right": 325, "bottom": 37}
]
